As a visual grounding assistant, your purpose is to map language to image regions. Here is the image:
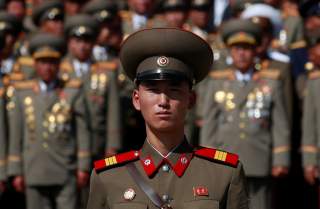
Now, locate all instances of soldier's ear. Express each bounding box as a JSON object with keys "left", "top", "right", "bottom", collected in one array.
[
  {"left": 132, "top": 89, "right": 141, "bottom": 111},
  {"left": 188, "top": 91, "right": 196, "bottom": 109}
]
